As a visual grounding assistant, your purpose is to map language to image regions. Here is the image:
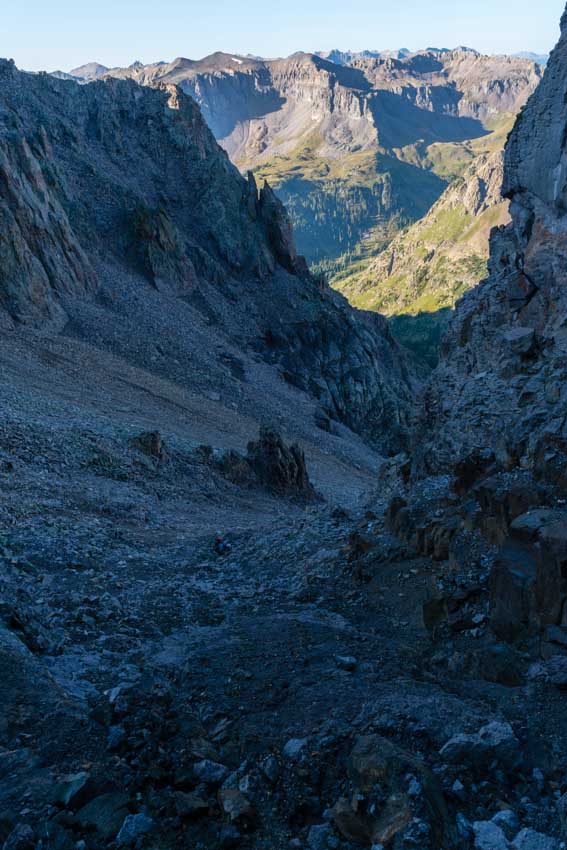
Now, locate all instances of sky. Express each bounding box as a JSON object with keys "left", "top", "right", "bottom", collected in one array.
[{"left": 2, "top": 0, "right": 564, "bottom": 73}]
